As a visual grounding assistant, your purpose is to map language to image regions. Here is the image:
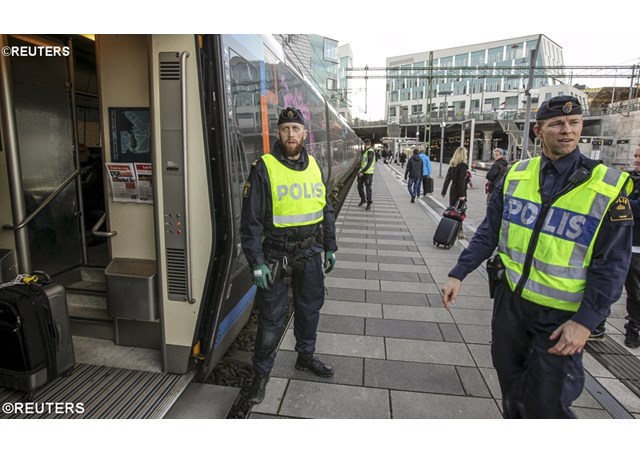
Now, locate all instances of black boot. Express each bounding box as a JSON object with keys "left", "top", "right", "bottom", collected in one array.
[
  {"left": 625, "top": 322, "right": 640, "bottom": 348},
  {"left": 247, "top": 372, "right": 270, "bottom": 405},
  {"left": 295, "top": 355, "right": 334, "bottom": 378},
  {"left": 358, "top": 200, "right": 366, "bottom": 206},
  {"left": 365, "top": 203, "right": 372, "bottom": 211}
]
